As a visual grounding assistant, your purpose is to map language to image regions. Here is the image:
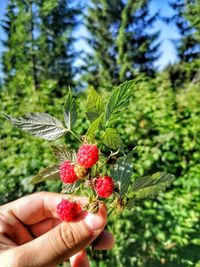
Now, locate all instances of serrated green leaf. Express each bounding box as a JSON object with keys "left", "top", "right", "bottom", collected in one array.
[
  {"left": 4, "top": 113, "right": 67, "bottom": 141},
  {"left": 61, "top": 180, "right": 81, "bottom": 194},
  {"left": 51, "top": 145, "right": 77, "bottom": 163},
  {"left": 29, "top": 164, "right": 60, "bottom": 185},
  {"left": 102, "top": 128, "right": 122, "bottom": 149},
  {"left": 85, "top": 116, "right": 101, "bottom": 142},
  {"left": 63, "top": 91, "right": 77, "bottom": 130},
  {"left": 86, "top": 86, "right": 103, "bottom": 122},
  {"left": 126, "top": 198, "right": 135, "bottom": 210},
  {"left": 104, "top": 80, "right": 134, "bottom": 126},
  {"left": 131, "top": 172, "right": 175, "bottom": 199},
  {"left": 110, "top": 151, "right": 134, "bottom": 198}
]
